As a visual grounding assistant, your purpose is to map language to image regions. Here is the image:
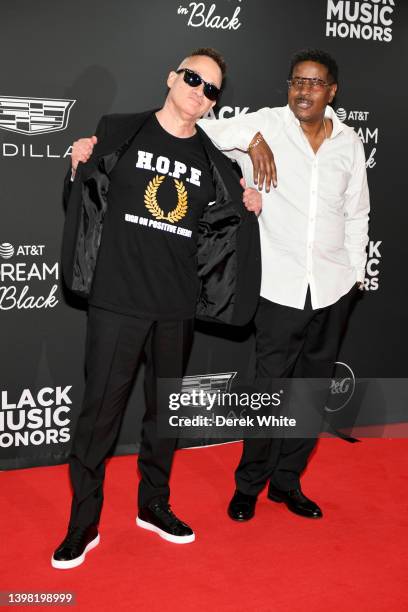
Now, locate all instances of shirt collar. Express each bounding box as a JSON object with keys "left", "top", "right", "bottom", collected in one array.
[{"left": 283, "top": 104, "right": 345, "bottom": 139}]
